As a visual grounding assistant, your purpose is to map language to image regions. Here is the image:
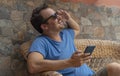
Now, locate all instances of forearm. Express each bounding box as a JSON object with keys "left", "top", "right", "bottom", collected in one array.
[
  {"left": 67, "top": 18, "right": 80, "bottom": 31},
  {"left": 28, "top": 59, "right": 72, "bottom": 73}
]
